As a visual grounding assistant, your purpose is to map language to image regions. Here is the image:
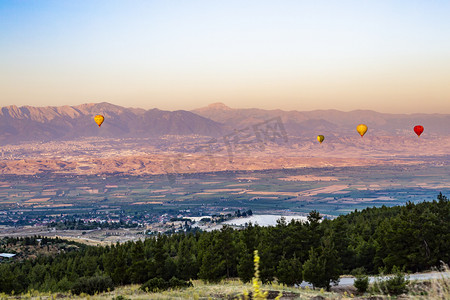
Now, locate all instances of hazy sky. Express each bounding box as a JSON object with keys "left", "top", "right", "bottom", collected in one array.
[{"left": 1, "top": 0, "right": 450, "bottom": 113}]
